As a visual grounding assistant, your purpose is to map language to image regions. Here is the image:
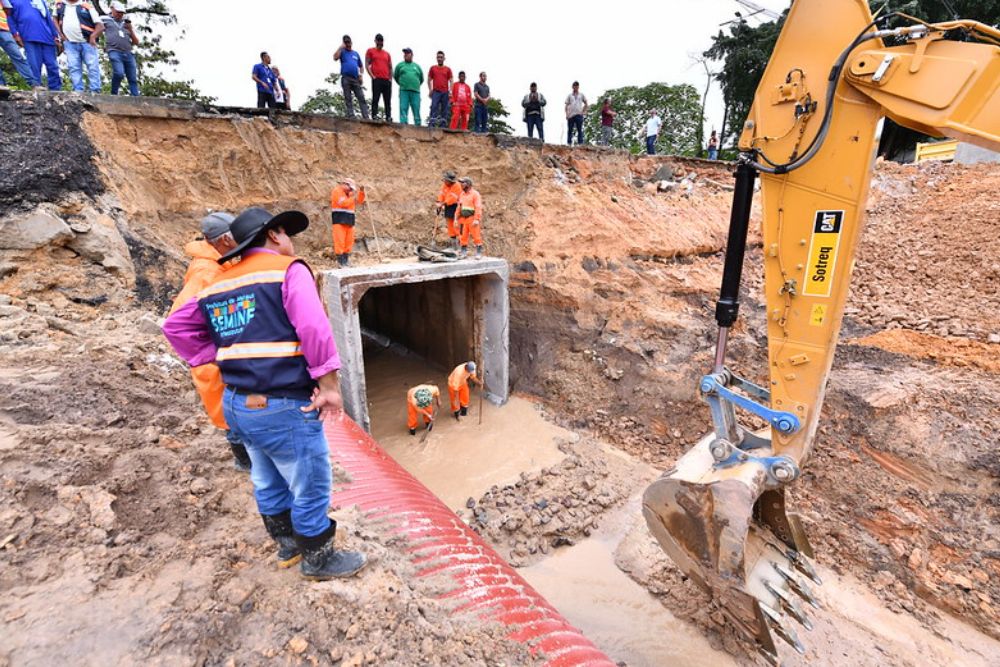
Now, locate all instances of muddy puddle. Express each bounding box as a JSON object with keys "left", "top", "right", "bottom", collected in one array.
[{"left": 364, "top": 347, "right": 566, "bottom": 510}]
